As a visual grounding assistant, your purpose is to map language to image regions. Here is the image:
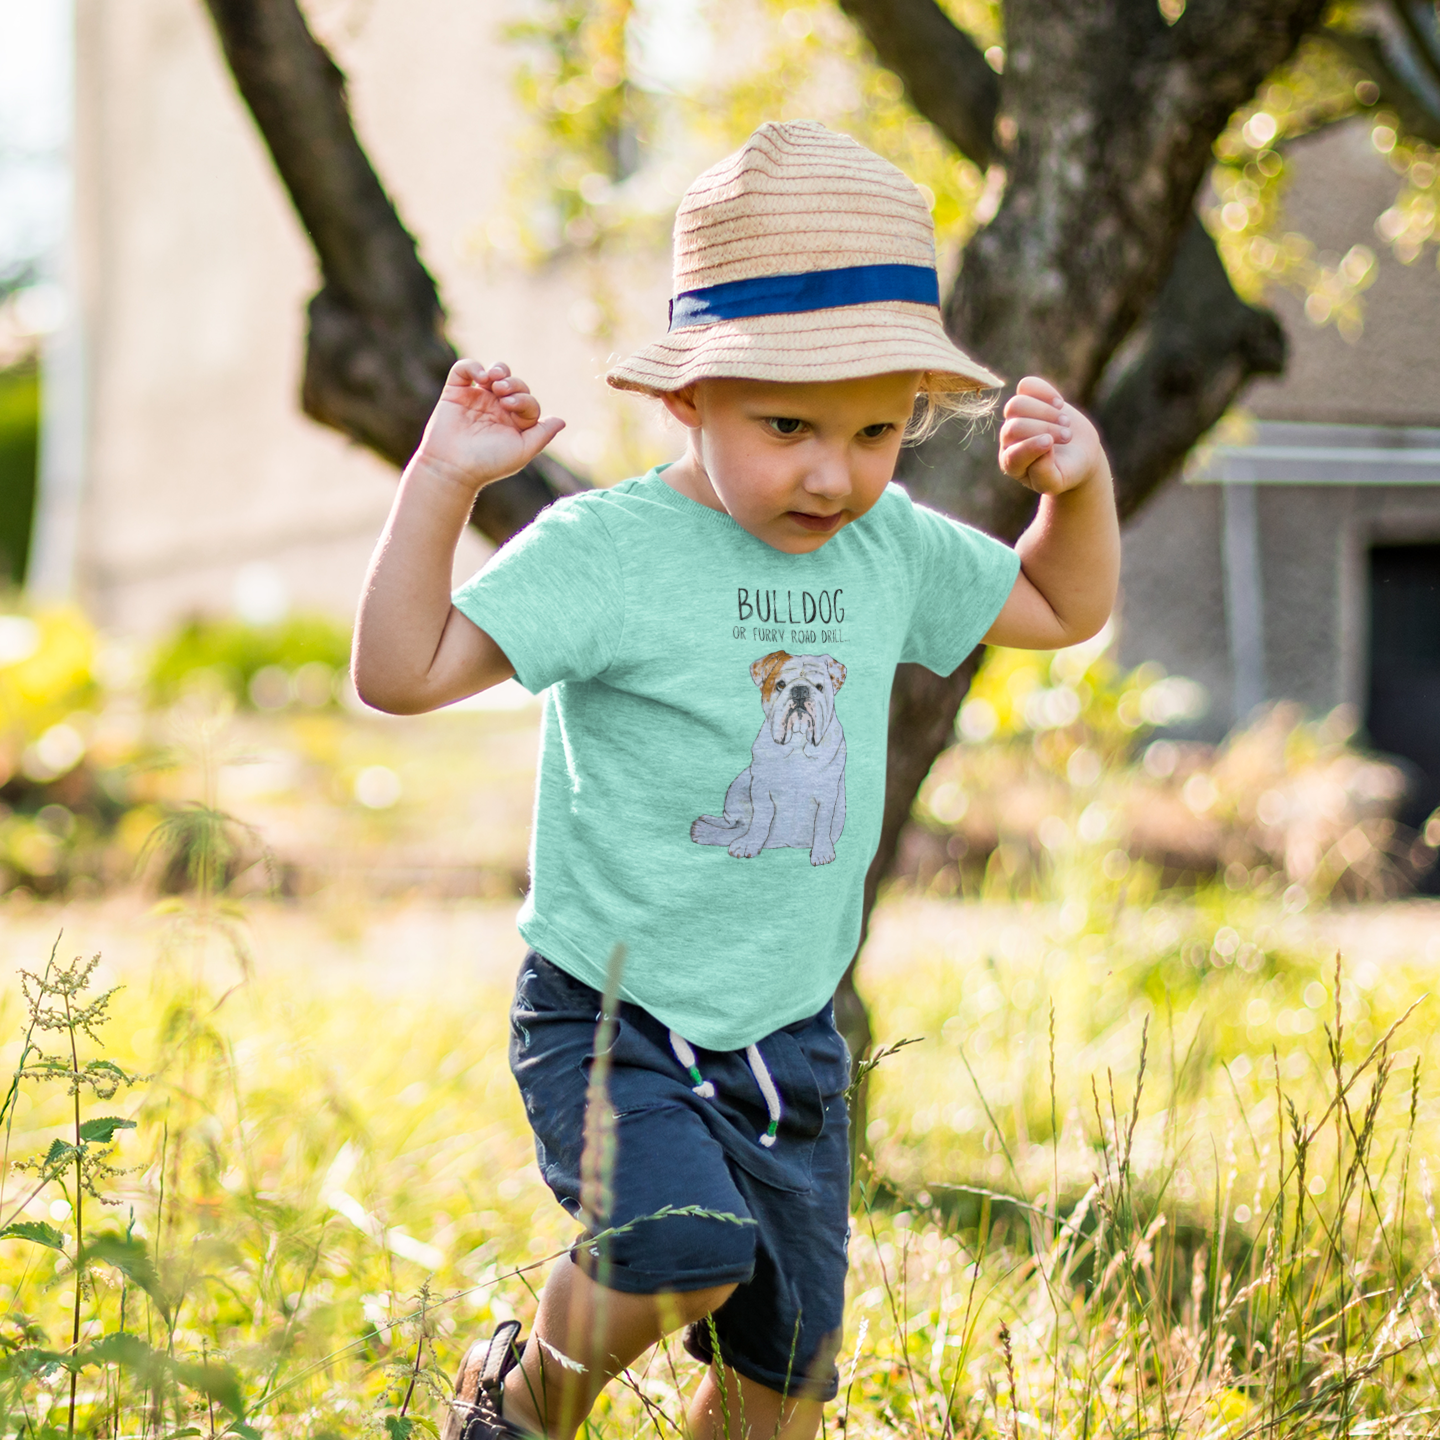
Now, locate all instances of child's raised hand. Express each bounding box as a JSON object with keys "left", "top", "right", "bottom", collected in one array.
[
  {"left": 415, "top": 359, "right": 565, "bottom": 491},
  {"left": 998, "top": 377, "right": 1102, "bottom": 497}
]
